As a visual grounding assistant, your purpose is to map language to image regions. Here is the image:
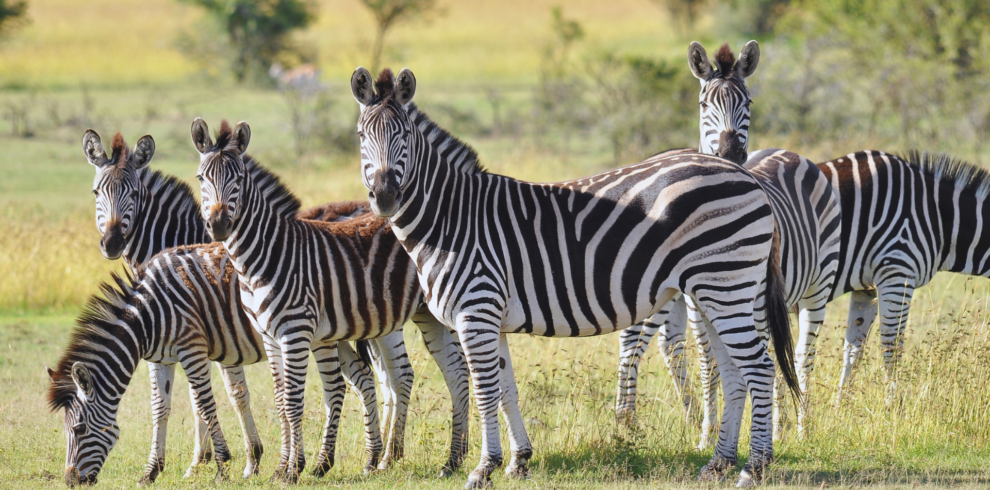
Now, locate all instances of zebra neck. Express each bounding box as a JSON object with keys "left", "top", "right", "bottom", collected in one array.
[
  {"left": 940, "top": 185, "right": 990, "bottom": 276},
  {"left": 222, "top": 172, "right": 287, "bottom": 277},
  {"left": 124, "top": 170, "right": 207, "bottom": 268}
]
